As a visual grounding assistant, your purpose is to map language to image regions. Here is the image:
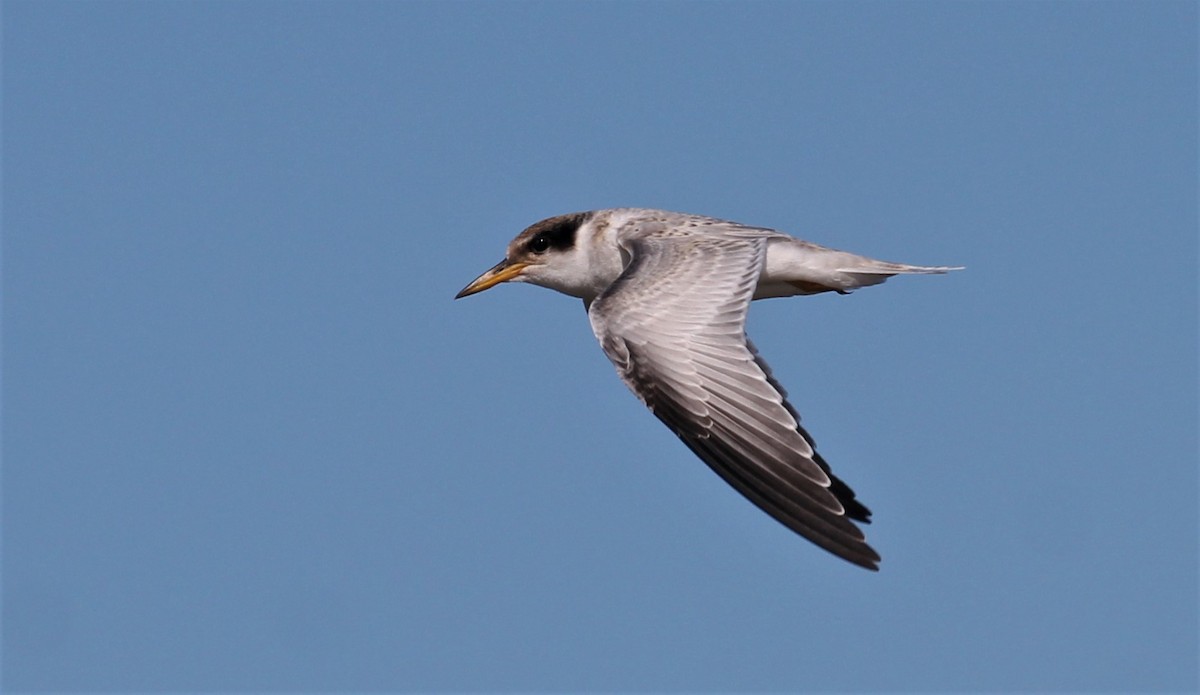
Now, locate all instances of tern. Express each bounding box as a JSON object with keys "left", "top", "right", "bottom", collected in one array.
[{"left": 456, "top": 208, "right": 960, "bottom": 570}]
